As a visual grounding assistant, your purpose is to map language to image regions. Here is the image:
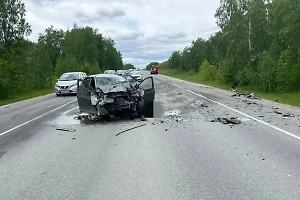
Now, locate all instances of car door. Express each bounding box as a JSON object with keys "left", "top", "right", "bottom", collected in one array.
[
  {"left": 77, "top": 77, "right": 97, "bottom": 114},
  {"left": 138, "top": 77, "right": 155, "bottom": 101}
]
